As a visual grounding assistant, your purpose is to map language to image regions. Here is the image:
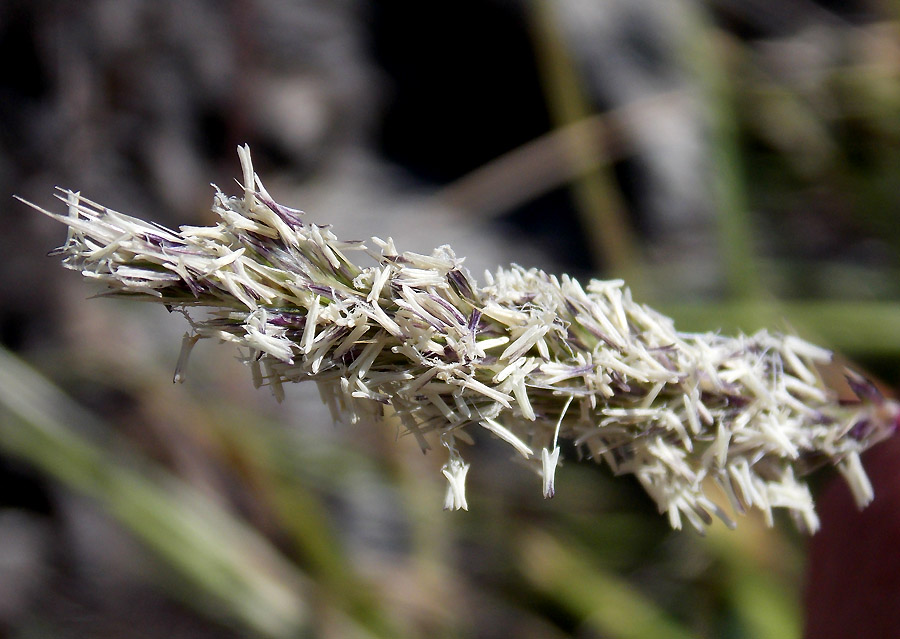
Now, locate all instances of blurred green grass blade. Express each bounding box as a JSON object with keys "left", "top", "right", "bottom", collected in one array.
[
  {"left": 529, "top": 0, "right": 647, "bottom": 293},
  {"left": 727, "top": 571, "right": 800, "bottom": 639},
  {"left": 519, "top": 530, "right": 699, "bottom": 639},
  {"left": 704, "top": 523, "right": 801, "bottom": 639},
  {"left": 217, "top": 415, "right": 400, "bottom": 638},
  {"left": 0, "top": 345, "right": 310, "bottom": 639},
  {"left": 663, "top": 300, "right": 900, "bottom": 356},
  {"left": 680, "top": 9, "right": 763, "bottom": 299}
]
